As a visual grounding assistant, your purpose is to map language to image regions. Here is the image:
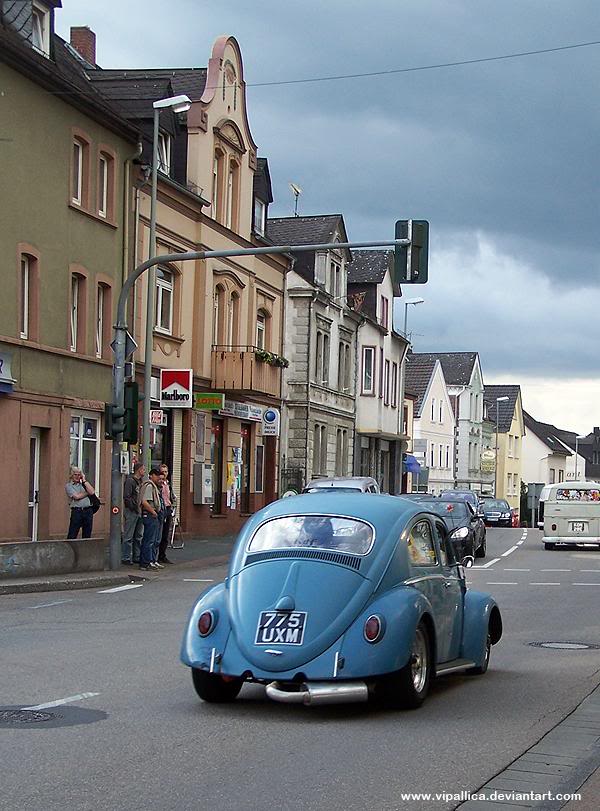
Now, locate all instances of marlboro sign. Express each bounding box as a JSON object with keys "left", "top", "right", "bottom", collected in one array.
[{"left": 160, "top": 369, "right": 193, "bottom": 409}]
